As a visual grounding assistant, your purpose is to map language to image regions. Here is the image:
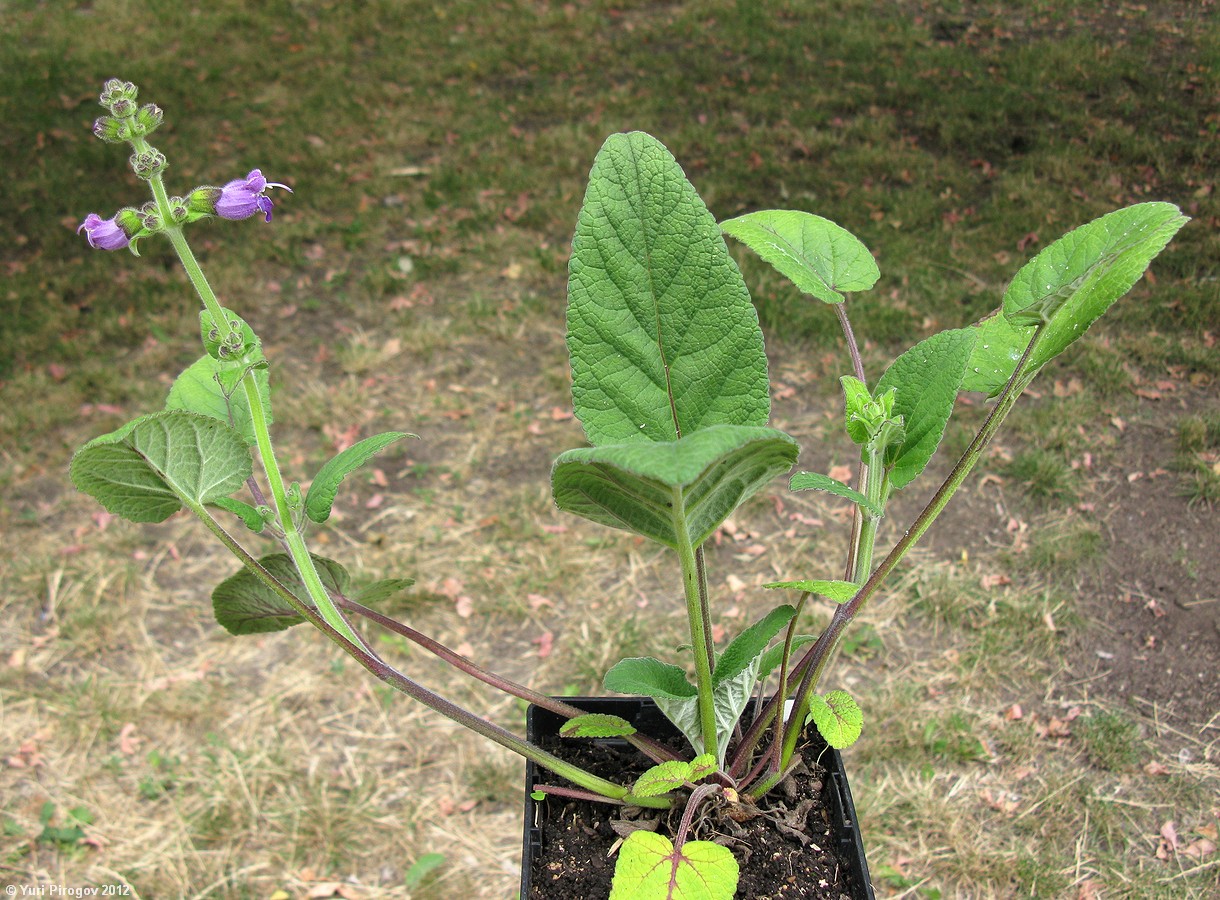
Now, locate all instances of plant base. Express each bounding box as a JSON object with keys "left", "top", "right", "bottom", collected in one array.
[{"left": 522, "top": 697, "right": 874, "bottom": 899}]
